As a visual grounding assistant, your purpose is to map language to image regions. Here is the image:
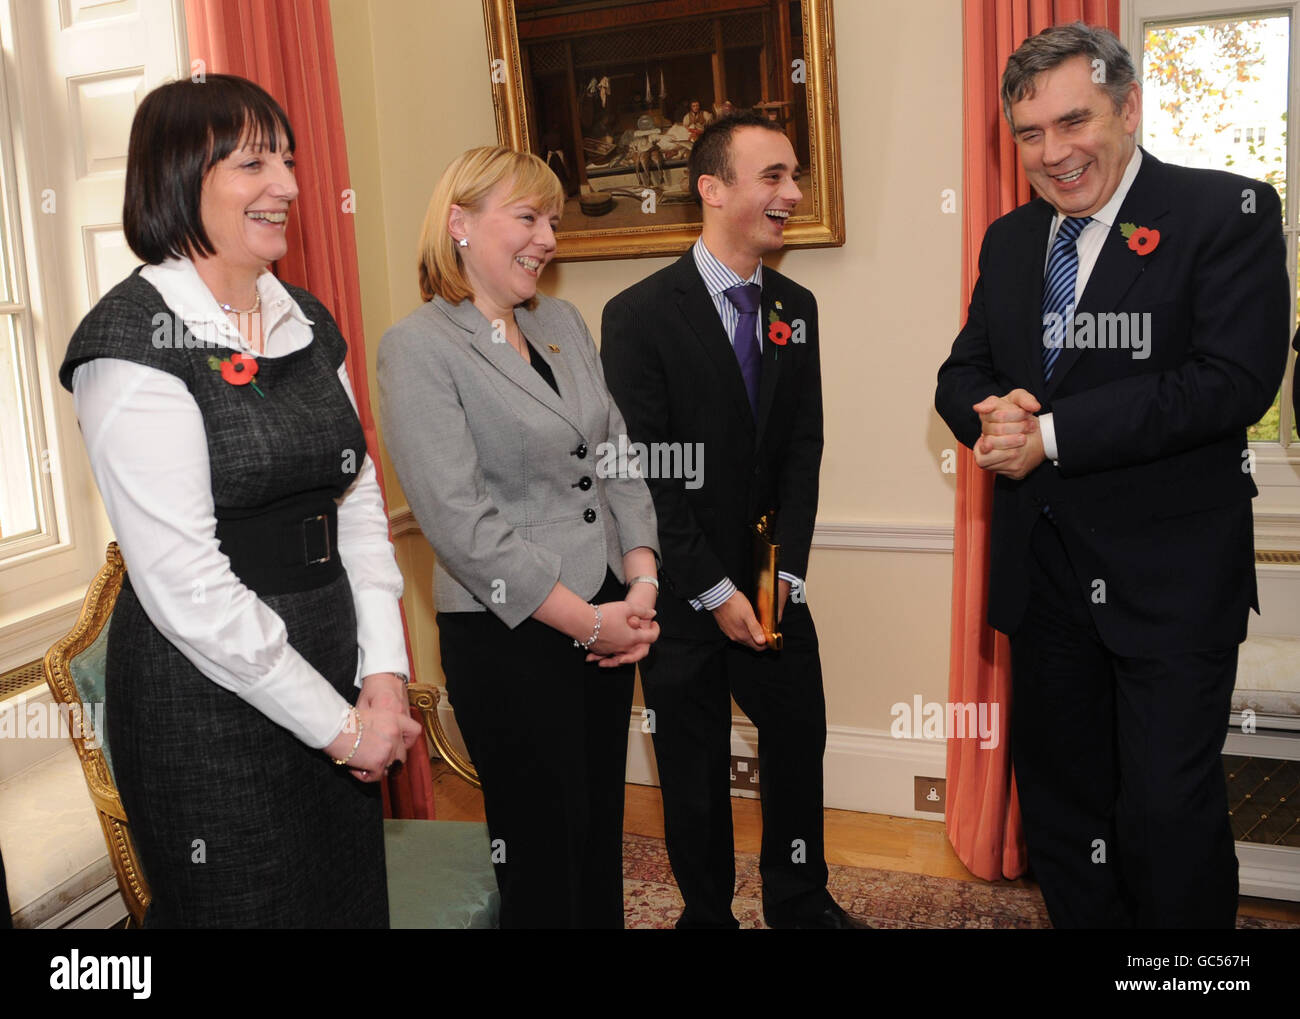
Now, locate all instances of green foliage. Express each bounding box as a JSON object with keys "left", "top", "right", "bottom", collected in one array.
[
  {"left": 1145, "top": 21, "right": 1267, "bottom": 146},
  {"left": 1247, "top": 393, "right": 1281, "bottom": 443},
  {"left": 1146, "top": 20, "right": 1286, "bottom": 210}
]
